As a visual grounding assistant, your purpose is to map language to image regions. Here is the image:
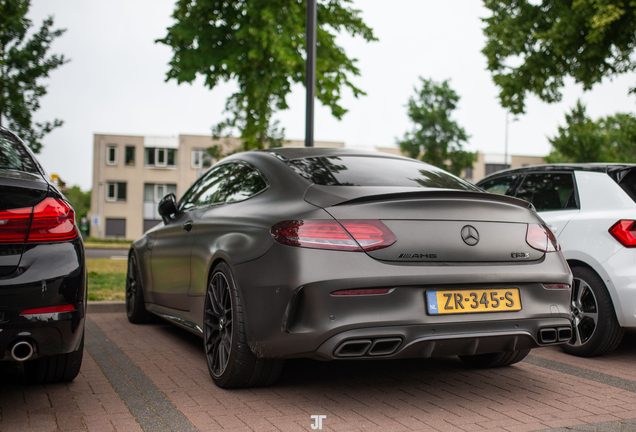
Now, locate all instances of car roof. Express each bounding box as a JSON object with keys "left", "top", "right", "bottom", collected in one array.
[
  {"left": 478, "top": 162, "right": 636, "bottom": 181},
  {"left": 260, "top": 147, "right": 412, "bottom": 161}
]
